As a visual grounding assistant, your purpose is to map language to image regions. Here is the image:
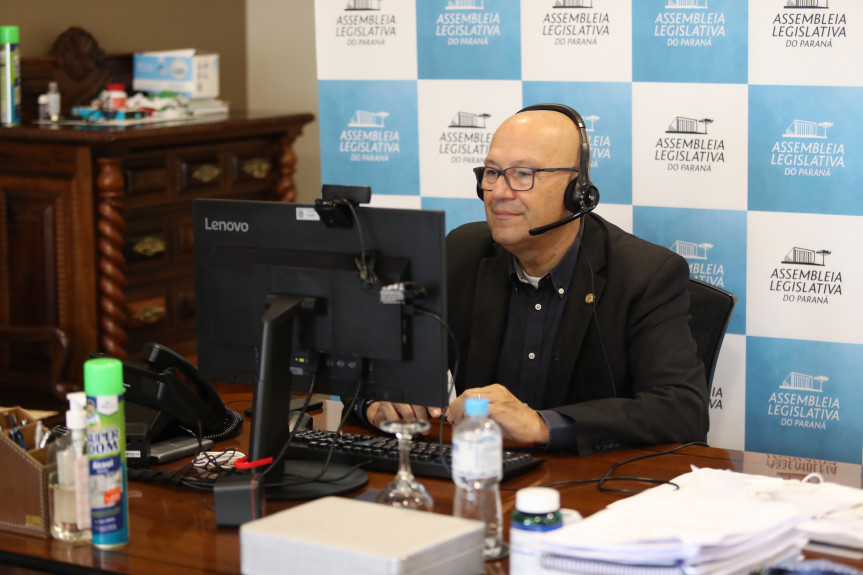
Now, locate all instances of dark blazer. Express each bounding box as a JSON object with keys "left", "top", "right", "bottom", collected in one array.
[{"left": 446, "top": 214, "right": 709, "bottom": 454}]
